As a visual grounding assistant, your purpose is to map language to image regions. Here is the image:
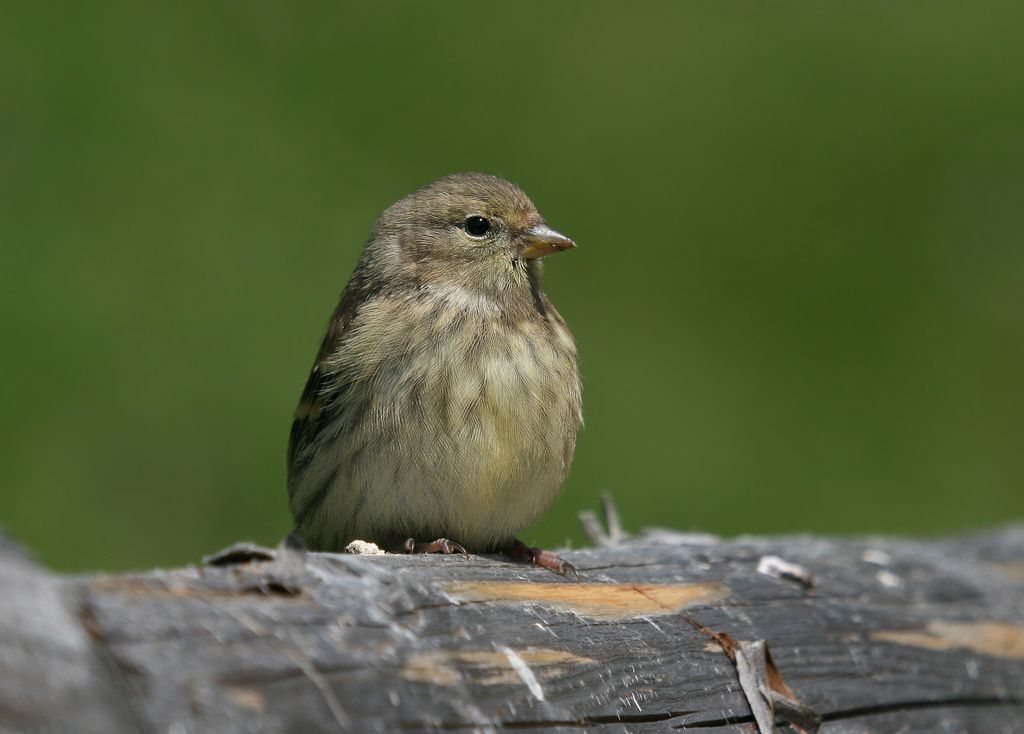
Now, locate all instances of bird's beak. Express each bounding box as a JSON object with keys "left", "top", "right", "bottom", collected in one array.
[{"left": 520, "top": 223, "right": 576, "bottom": 260}]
